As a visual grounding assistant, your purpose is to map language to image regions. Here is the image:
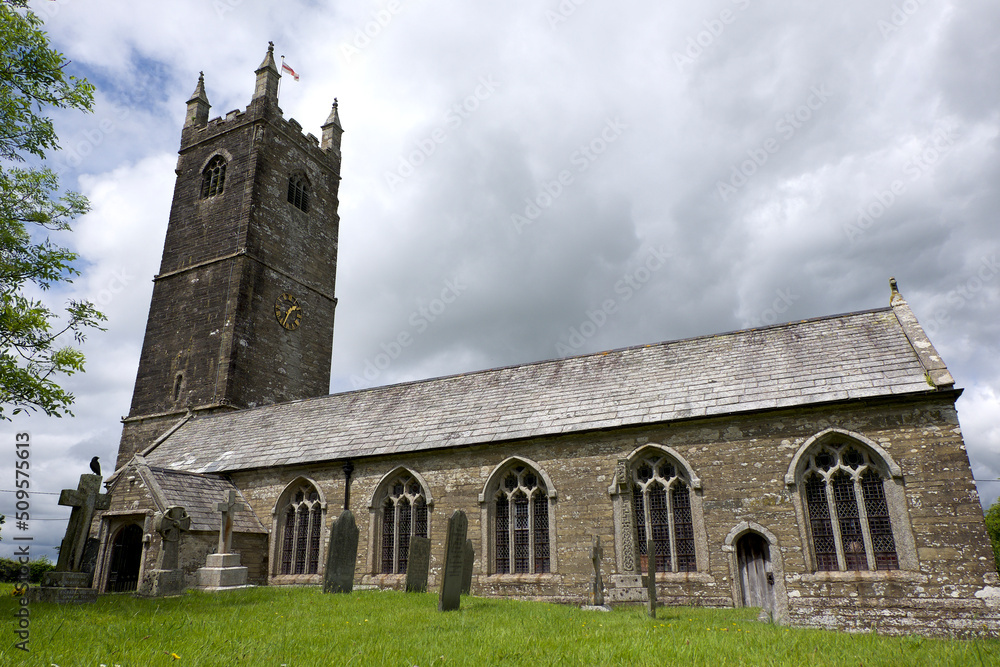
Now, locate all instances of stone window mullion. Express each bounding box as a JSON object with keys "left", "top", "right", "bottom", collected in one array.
[
  {"left": 666, "top": 479, "right": 678, "bottom": 573},
  {"left": 853, "top": 474, "right": 876, "bottom": 570},
  {"left": 824, "top": 474, "right": 846, "bottom": 571},
  {"left": 527, "top": 487, "right": 536, "bottom": 572}
]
